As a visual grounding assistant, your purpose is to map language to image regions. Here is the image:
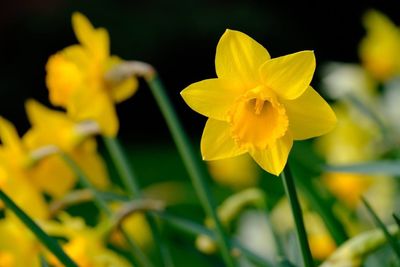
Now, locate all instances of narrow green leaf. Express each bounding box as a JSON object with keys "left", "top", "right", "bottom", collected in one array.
[
  {"left": 0, "top": 190, "right": 77, "bottom": 267},
  {"left": 324, "top": 160, "right": 400, "bottom": 175},
  {"left": 280, "top": 165, "right": 314, "bottom": 267},
  {"left": 290, "top": 154, "right": 348, "bottom": 245},
  {"left": 361, "top": 196, "right": 400, "bottom": 261},
  {"left": 147, "top": 75, "right": 235, "bottom": 267}
]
